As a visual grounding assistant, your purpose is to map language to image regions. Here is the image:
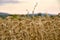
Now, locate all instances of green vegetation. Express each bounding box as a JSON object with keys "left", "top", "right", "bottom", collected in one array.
[{"left": 0, "top": 14, "right": 60, "bottom": 40}]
